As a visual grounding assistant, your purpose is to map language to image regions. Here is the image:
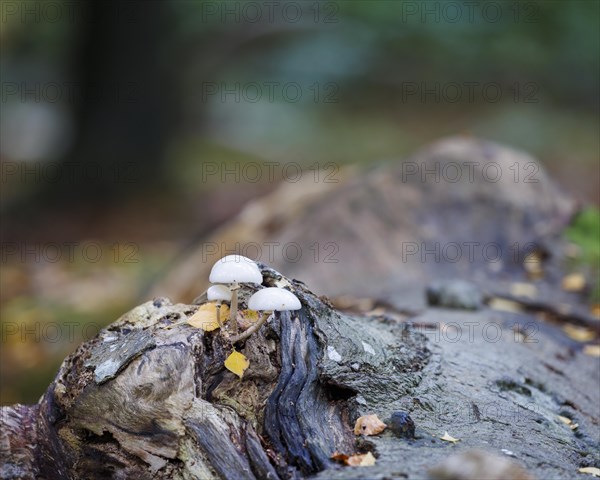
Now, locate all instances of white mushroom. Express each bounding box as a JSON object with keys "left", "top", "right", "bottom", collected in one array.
[
  {"left": 207, "top": 285, "right": 233, "bottom": 328},
  {"left": 207, "top": 285, "right": 233, "bottom": 302},
  {"left": 248, "top": 287, "right": 301, "bottom": 311},
  {"left": 230, "top": 287, "right": 301, "bottom": 343},
  {"left": 219, "top": 254, "right": 258, "bottom": 266},
  {"left": 209, "top": 256, "right": 262, "bottom": 334},
  {"left": 209, "top": 256, "right": 262, "bottom": 284}
]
